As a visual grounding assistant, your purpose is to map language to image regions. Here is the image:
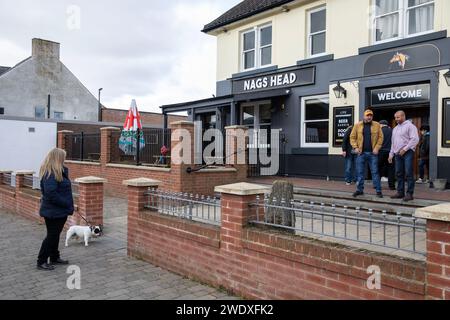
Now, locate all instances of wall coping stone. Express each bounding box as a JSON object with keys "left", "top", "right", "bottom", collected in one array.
[
  {"left": 215, "top": 182, "right": 270, "bottom": 196},
  {"left": 197, "top": 167, "right": 237, "bottom": 173},
  {"left": 224, "top": 125, "right": 249, "bottom": 130},
  {"left": 170, "top": 121, "right": 194, "bottom": 126},
  {"left": 75, "top": 176, "right": 107, "bottom": 184},
  {"left": 0, "top": 170, "right": 13, "bottom": 173},
  {"left": 100, "top": 127, "right": 121, "bottom": 131},
  {"left": 123, "top": 178, "right": 161, "bottom": 187},
  {"left": 106, "top": 163, "right": 171, "bottom": 172},
  {"left": 65, "top": 160, "right": 101, "bottom": 166},
  {"left": 415, "top": 203, "right": 450, "bottom": 222},
  {"left": 15, "top": 170, "right": 35, "bottom": 175},
  {"left": 58, "top": 130, "right": 74, "bottom": 134}
]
